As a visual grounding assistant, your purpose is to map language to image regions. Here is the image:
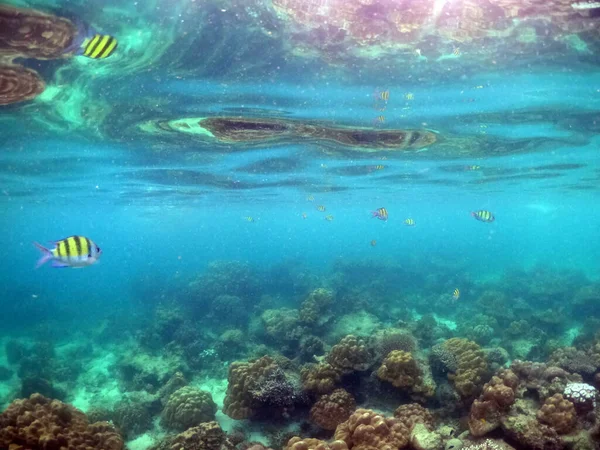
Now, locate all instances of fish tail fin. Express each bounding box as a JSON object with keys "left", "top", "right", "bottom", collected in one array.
[
  {"left": 371, "top": 211, "right": 378, "bottom": 218},
  {"left": 33, "top": 242, "right": 53, "bottom": 269},
  {"left": 470, "top": 211, "right": 476, "bottom": 217}
]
